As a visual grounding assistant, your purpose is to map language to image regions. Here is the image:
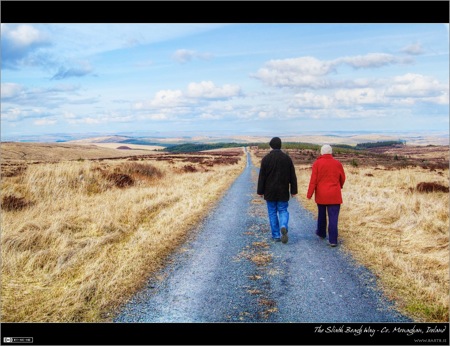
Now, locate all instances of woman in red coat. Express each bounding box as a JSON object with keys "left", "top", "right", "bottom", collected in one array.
[{"left": 307, "top": 144, "right": 346, "bottom": 247}]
